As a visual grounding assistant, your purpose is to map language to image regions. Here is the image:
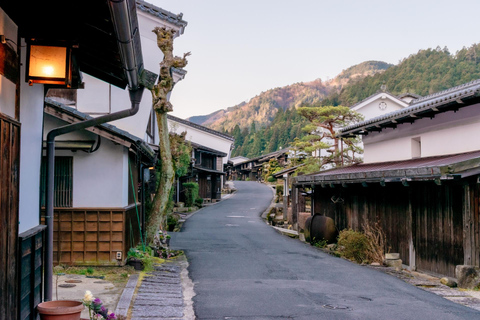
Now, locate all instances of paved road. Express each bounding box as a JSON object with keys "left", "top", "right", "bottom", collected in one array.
[{"left": 171, "top": 181, "right": 480, "bottom": 320}]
